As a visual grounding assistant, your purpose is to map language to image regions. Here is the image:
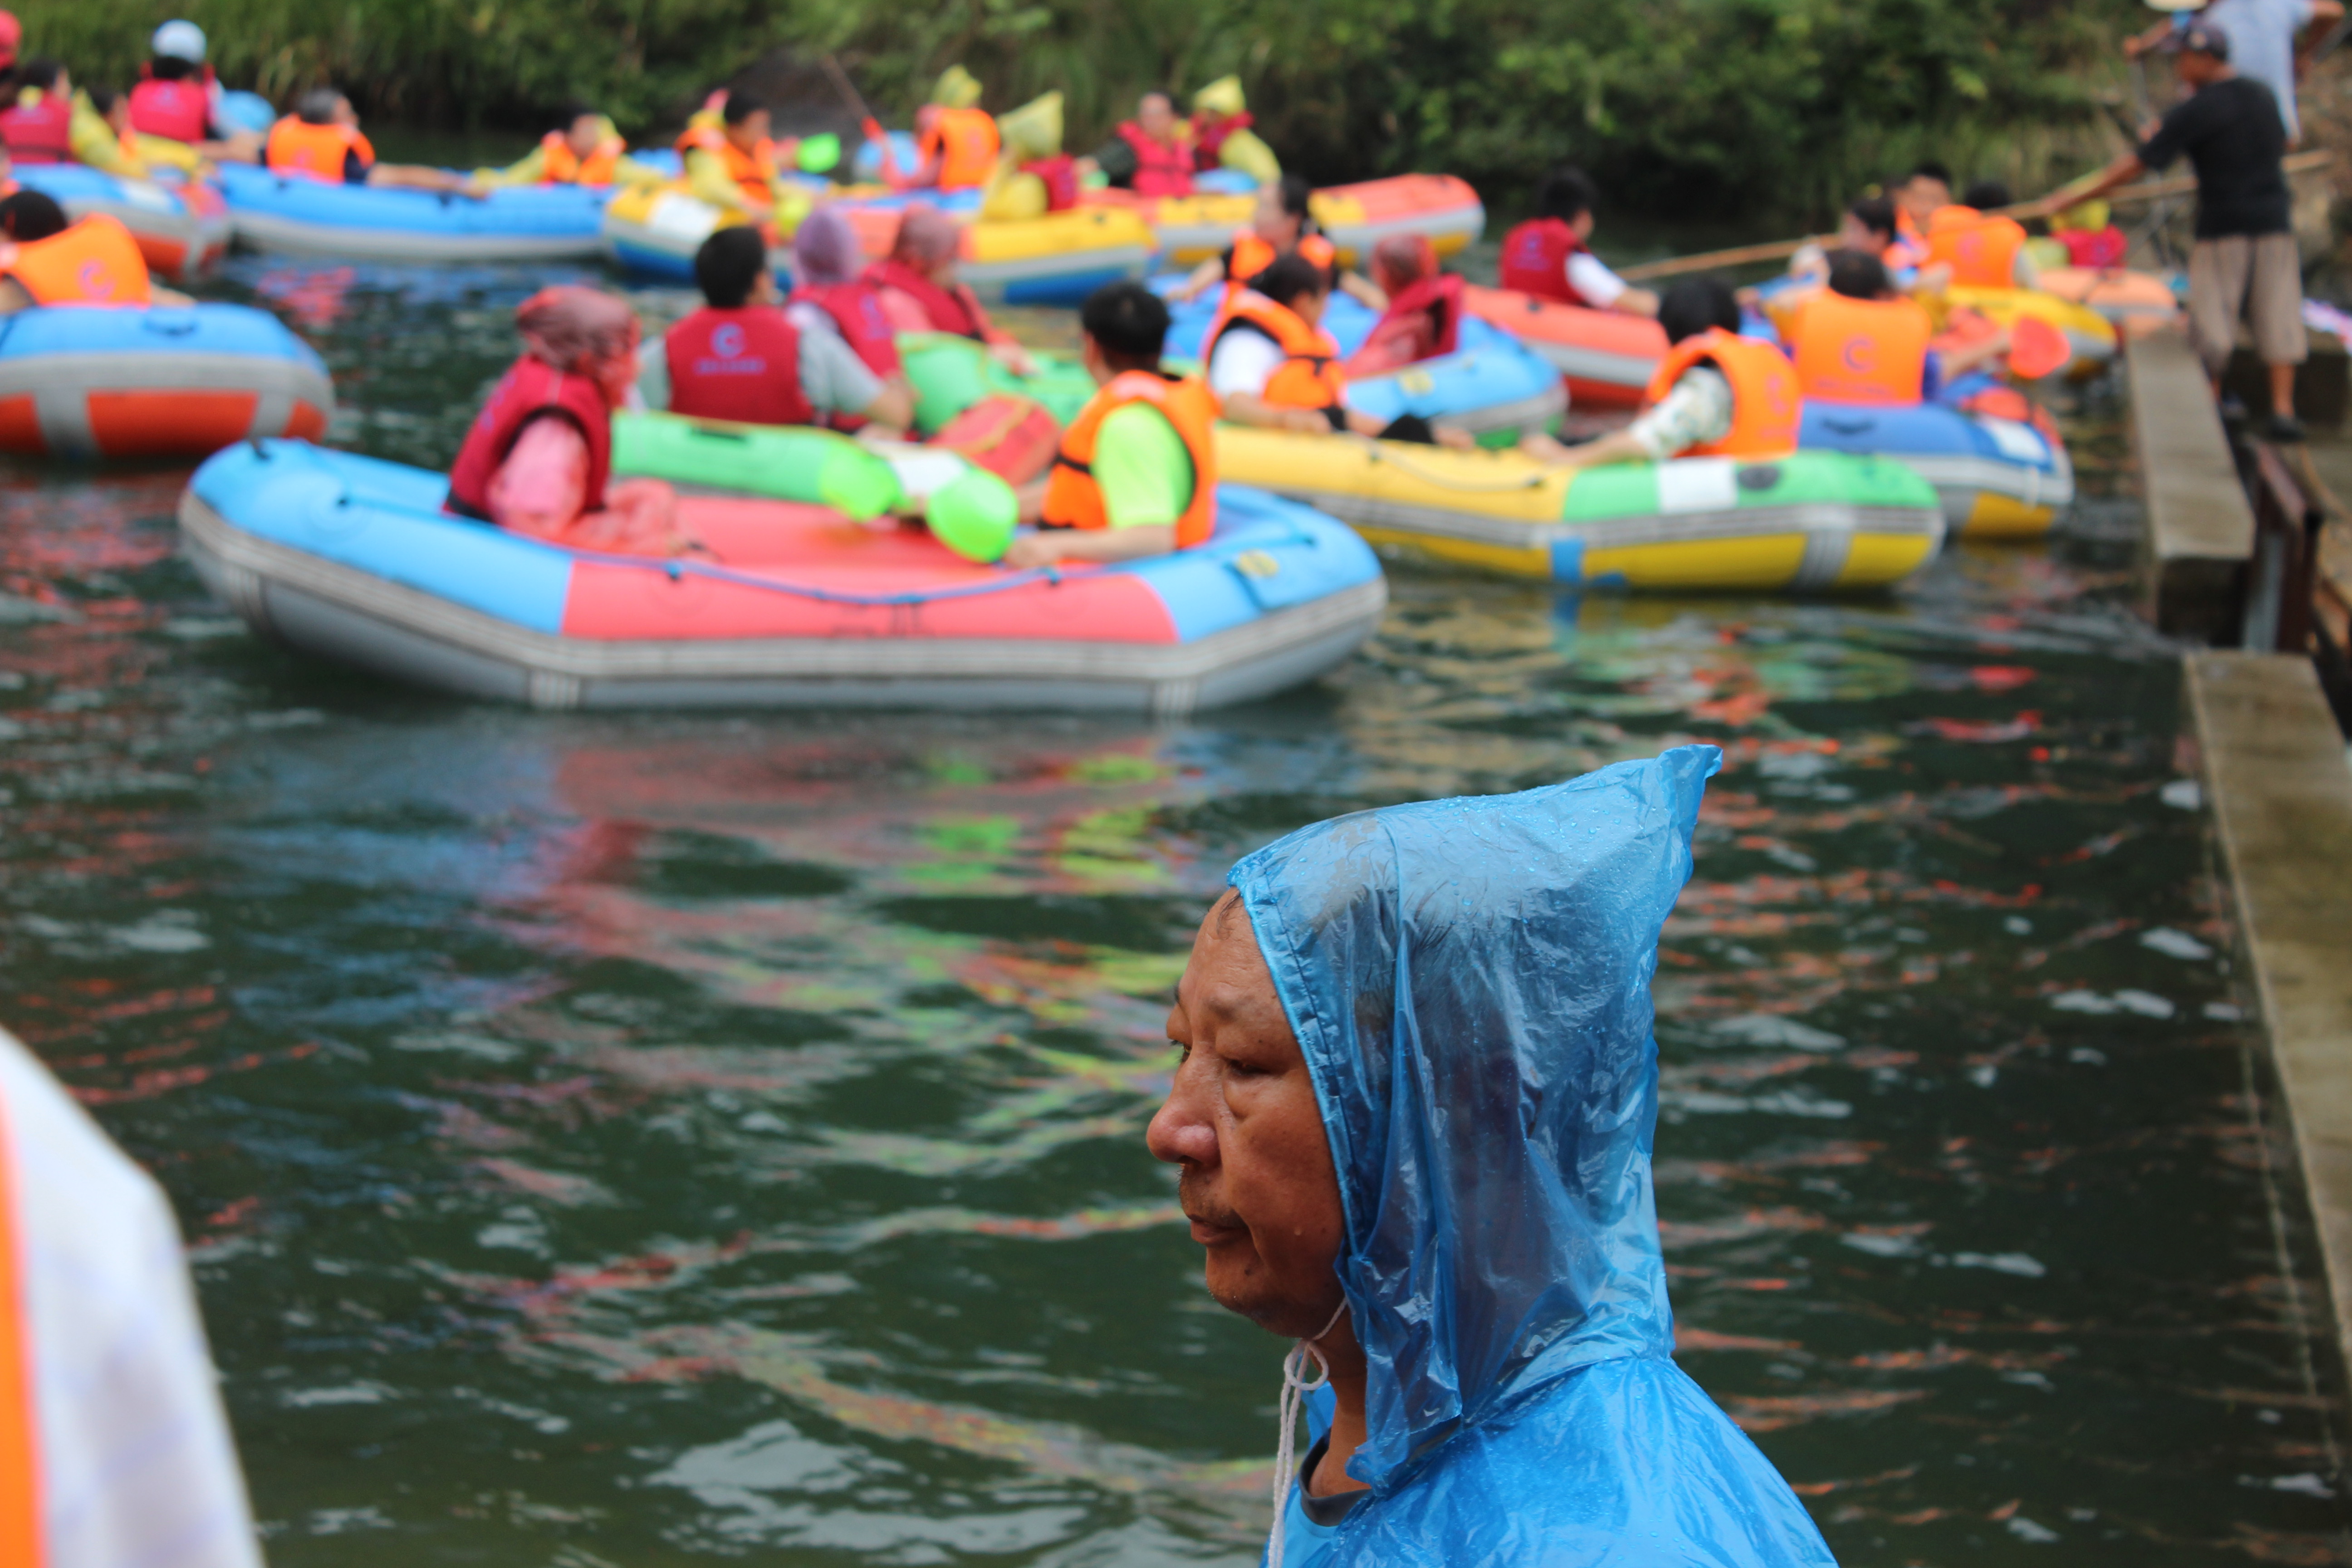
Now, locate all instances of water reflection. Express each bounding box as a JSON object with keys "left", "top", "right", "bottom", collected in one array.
[{"left": 0, "top": 265, "right": 2339, "bottom": 1564}]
